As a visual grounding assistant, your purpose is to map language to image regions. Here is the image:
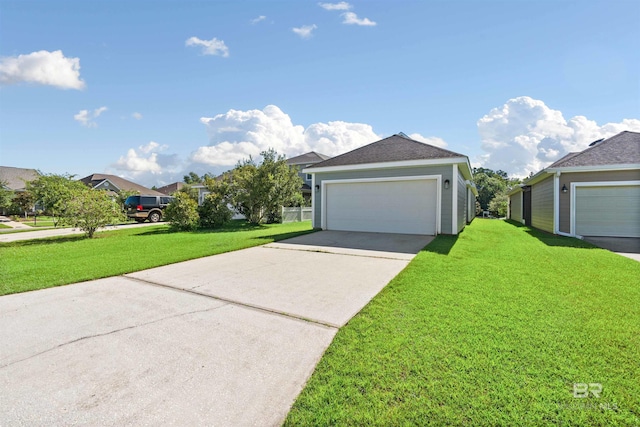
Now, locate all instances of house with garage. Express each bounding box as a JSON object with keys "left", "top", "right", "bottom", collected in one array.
[
  {"left": 508, "top": 130, "right": 640, "bottom": 239},
  {"left": 304, "top": 133, "right": 477, "bottom": 236}
]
